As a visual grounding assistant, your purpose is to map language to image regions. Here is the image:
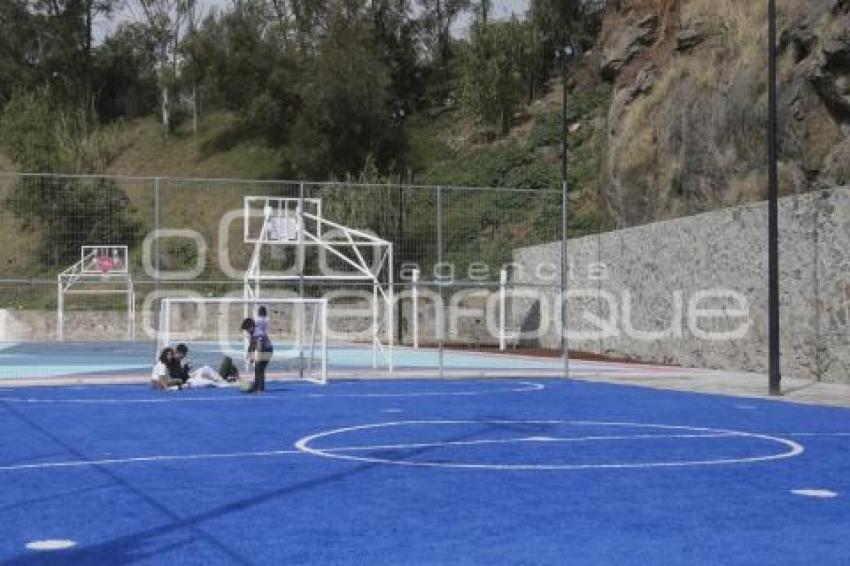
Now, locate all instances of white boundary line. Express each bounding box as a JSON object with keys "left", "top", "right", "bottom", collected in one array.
[
  {"left": 0, "top": 449, "right": 302, "bottom": 471},
  {"left": 294, "top": 420, "right": 805, "bottom": 470},
  {"left": 0, "top": 381, "right": 545, "bottom": 404}
]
